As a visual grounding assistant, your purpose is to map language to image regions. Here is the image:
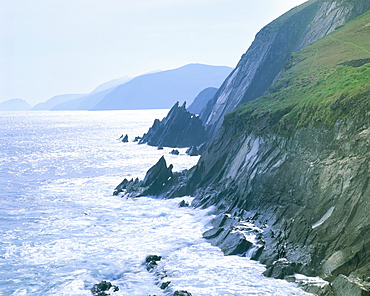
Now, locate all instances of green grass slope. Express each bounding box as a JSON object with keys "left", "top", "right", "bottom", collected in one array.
[{"left": 228, "top": 10, "right": 370, "bottom": 131}]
